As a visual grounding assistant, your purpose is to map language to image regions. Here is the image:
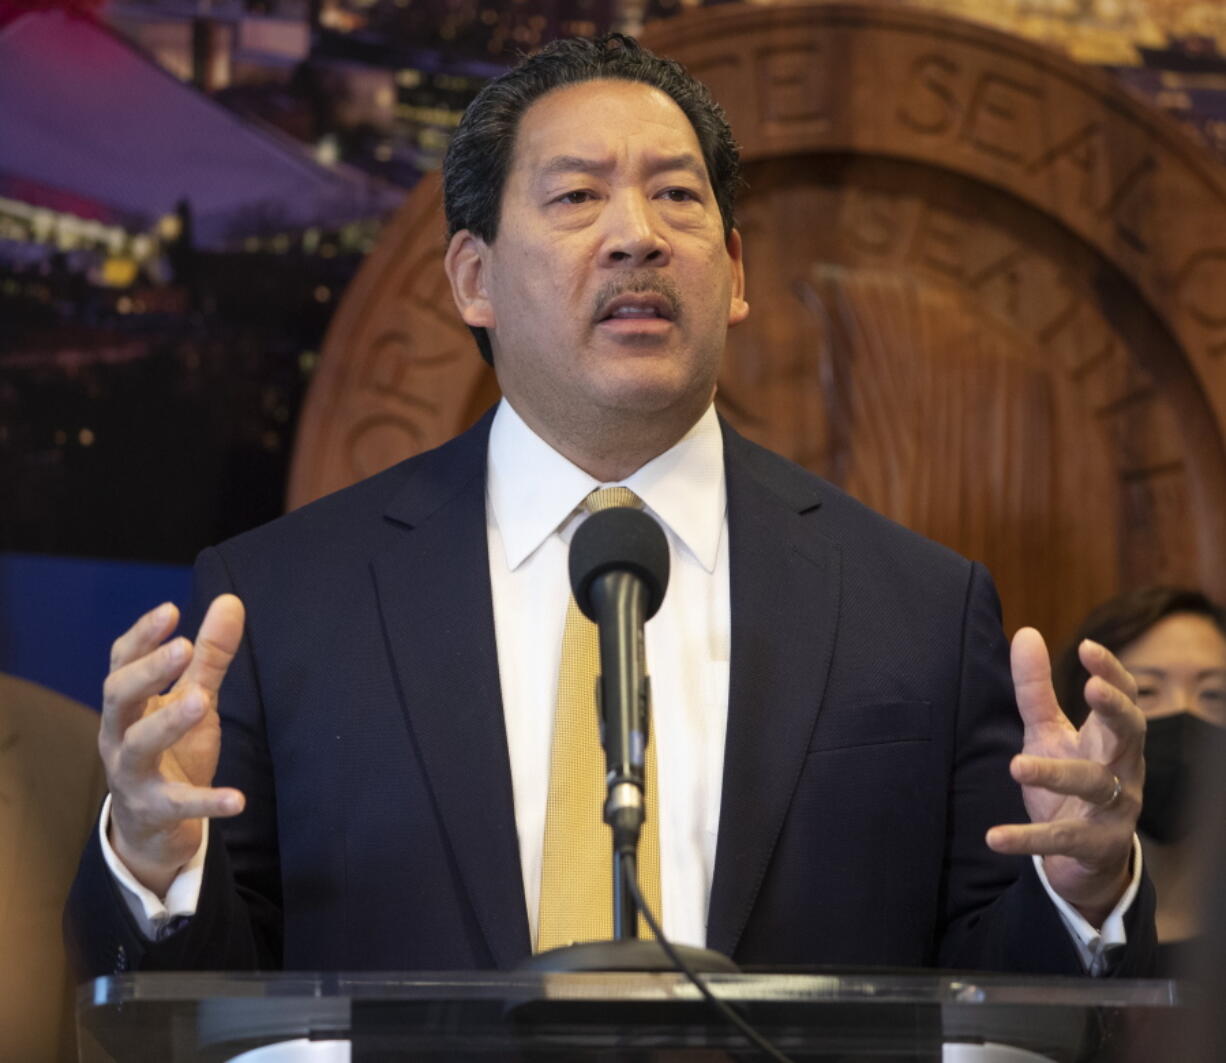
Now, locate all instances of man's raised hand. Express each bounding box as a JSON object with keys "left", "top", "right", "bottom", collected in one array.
[
  {"left": 986, "top": 627, "right": 1145, "bottom": 927},
  {"left": 100, "top": 594, "right": 247, "bottom": 897}
]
